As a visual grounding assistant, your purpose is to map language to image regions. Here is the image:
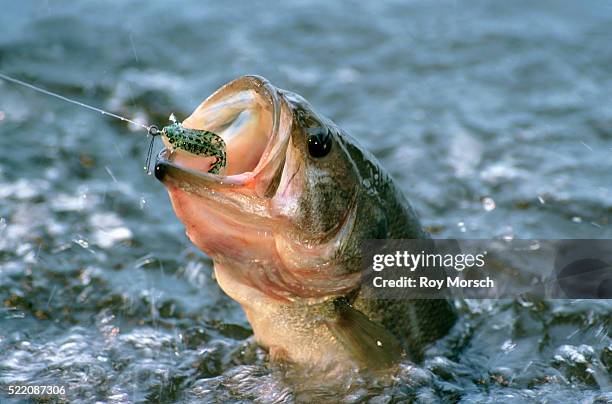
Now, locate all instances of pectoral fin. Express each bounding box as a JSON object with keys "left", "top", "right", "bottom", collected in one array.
[{"left": 324, "top": 299, "right": 404, "bottom": 370}]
